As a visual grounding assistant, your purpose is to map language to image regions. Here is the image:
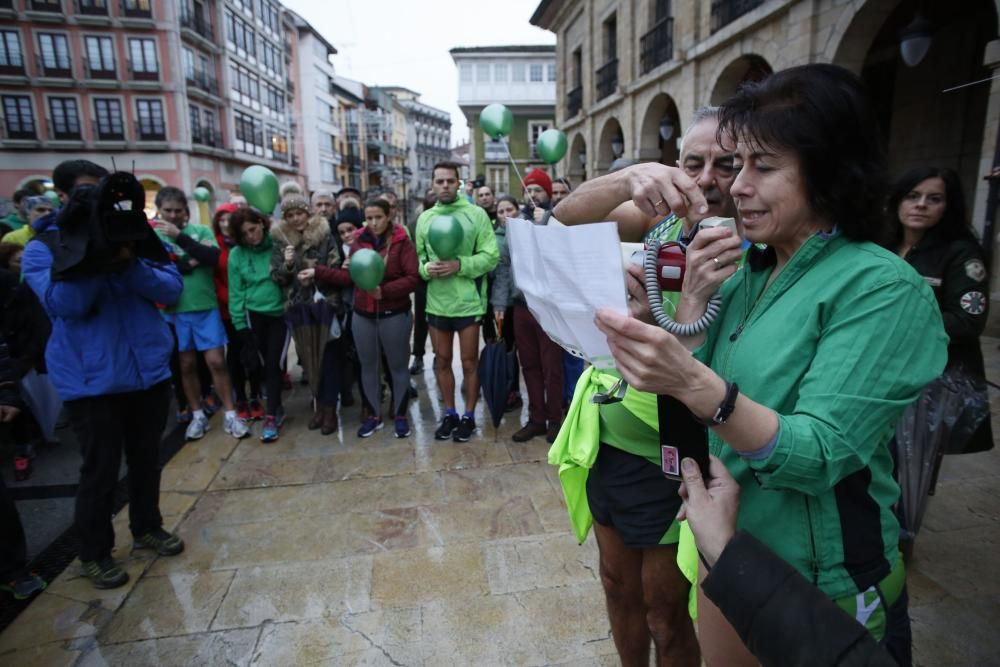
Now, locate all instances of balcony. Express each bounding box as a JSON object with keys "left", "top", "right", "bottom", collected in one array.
[
  {"left": 0, "top": 59, "right": 25, "bottom": 76},
  {"left": 128, "top": 61, "right": 159, "bottom": 82},
  {"left": 186, "top": 70, "right": 218, "bottom": 96},
  {"left": 49, "top": 122, "right": 82, "bottom": 141},
  {"left": 567, "top": 84, "right": 582, "bottom": 118},
  {"left": 2, "top": 123, "right": 37, "bottom": 141},
  {"left": 121, "top": 0, "right": 152, "bottom": 19},
  {"left": 640, "top": 17, "right": 674, "bottom": 75},
  {"left": 192, "top": 129, "right": 223, "bottom": 148},
  {"left": 36, "top": 56, "right": 72, "bottom": 80},
  {"left": 180, "top": 12, "right": 214, "bottom": 41},
  {"left": 76, "top": 0, "right": 108, "bottom": 15},
  {"left": 710, "top": 0, "right": 766, "bottom": 33},
  {"left": 30, "top": 0, "right": 61, "bottom": 10},
  {"left": 91, "top": 119, "right": 124, "bottom": 141},
  {"left": 595, "top": 58, "right": 618, "bottom": 101},
  {"left": 134, "top": 121, "right": 165, "bottom": 142},
  {"left": 84, "top": 59, "right": 117, "bottom": 80}
]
